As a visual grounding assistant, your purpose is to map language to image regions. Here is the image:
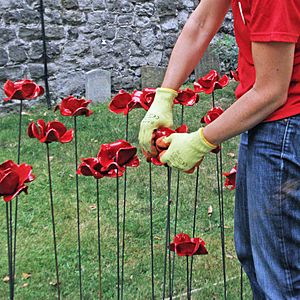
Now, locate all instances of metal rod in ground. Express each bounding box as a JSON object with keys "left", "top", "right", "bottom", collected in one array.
[
  {"left": 189, "top": 167, "right": 200, "bottom": 292},
  {"left": 167, "top": 168, "right": 172, "bottom": 300},
  {"left": 148, "top": 163, "right": 155, "bottom": 300},
  {"left": 120, "top": 113, "right": 129, "bottom": 300},
  {"left": 6, "top": 203, "right": 13, "bottom": 300},
  {"left": 74, "top": 117, "right": 83, "bottom": 299},
  {"left": 12, "top": 100, "right": 23, "bottom": 296},
  {"left": 39, "top": 0, "right": 51, "bottom": 109},
  {"left": 240, "top": 266, "right": 243, "bottom": 300},
  {"left": 116, "top": 172, "right": 120, "bottom": 300},
  {"left": 96, "top": 180, "right": 102, "bottom": 299},
  {"left": 162, "top": 167, "right": 172, "bottom": 300},
  {"left": 120, "top": 168, "right": 127, "bottom": 300},
  {"left": 186, "top": 256, "right": 190, "bottom": 300},
  {"left": 46, "top": 144, "right": 60, "bottom": 299},
  {"left": 171, "top": 105, "right": 184, "bottom": 295},
  {"left": 219, "top": 150, "right": 227, "bottom": 299}
]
